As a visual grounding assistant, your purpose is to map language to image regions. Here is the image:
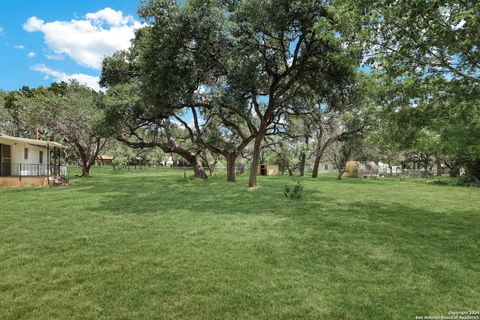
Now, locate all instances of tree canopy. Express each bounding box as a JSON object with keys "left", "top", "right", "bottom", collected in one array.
[
  {"left": 15, "top": 82, "right": 108, "bottom": 177},
  {"left": 3, "top": 0, "right": 479, "bottom": 183},
  {"left": 101, "top": 0, "right": 367, "bottom": 186}
]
